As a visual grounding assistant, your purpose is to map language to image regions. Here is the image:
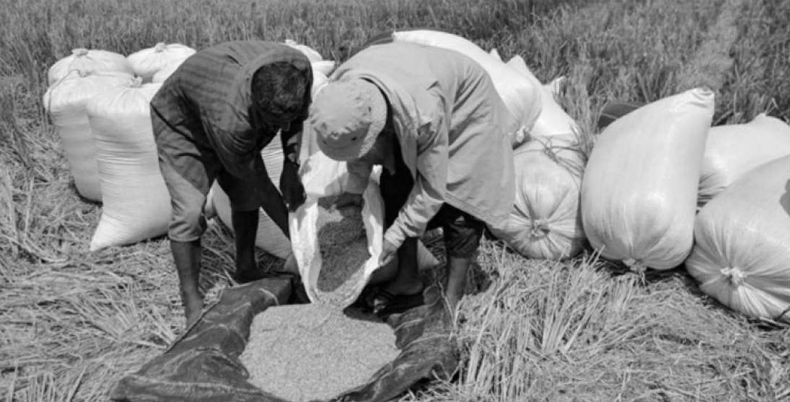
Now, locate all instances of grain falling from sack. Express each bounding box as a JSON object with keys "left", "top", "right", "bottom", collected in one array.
[
  {"left": 240, "top": 304, "right": 399, "bottom": 402},
  {"left": 315, "top": 196, "right": 370, "bottom": 296}
]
